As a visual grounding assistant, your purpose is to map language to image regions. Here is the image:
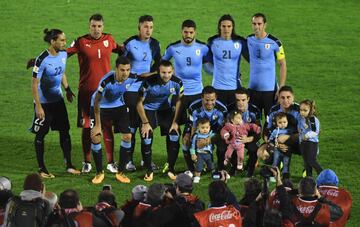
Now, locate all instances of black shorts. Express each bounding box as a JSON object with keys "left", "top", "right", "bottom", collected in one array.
[
  {"left": 248, "top": 89, "right": 277, "bottom": 118},
  {"left": 124, "top": 91, "right": 140, "bottom": 129},
  {"left": 215, "top": 89, "right": 237, "bottom": 108},
  {"left": 144, "top": 108, "right": 174, "bottom": 136},
  {"left": 178, "top": 94, "right": 201, "bottom": 125},
  {"left": 30, "top": 99, "right": 70, "bottom": 134},
  {"left": 90, "top": 106, "right": 131, "bottom": 134}
]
